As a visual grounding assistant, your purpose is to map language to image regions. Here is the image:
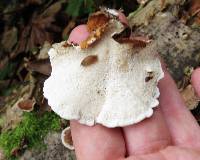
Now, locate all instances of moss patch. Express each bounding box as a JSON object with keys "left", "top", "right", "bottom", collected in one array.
[{"left": 0, "top": 111, "right": 61, "bottom": 159}]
